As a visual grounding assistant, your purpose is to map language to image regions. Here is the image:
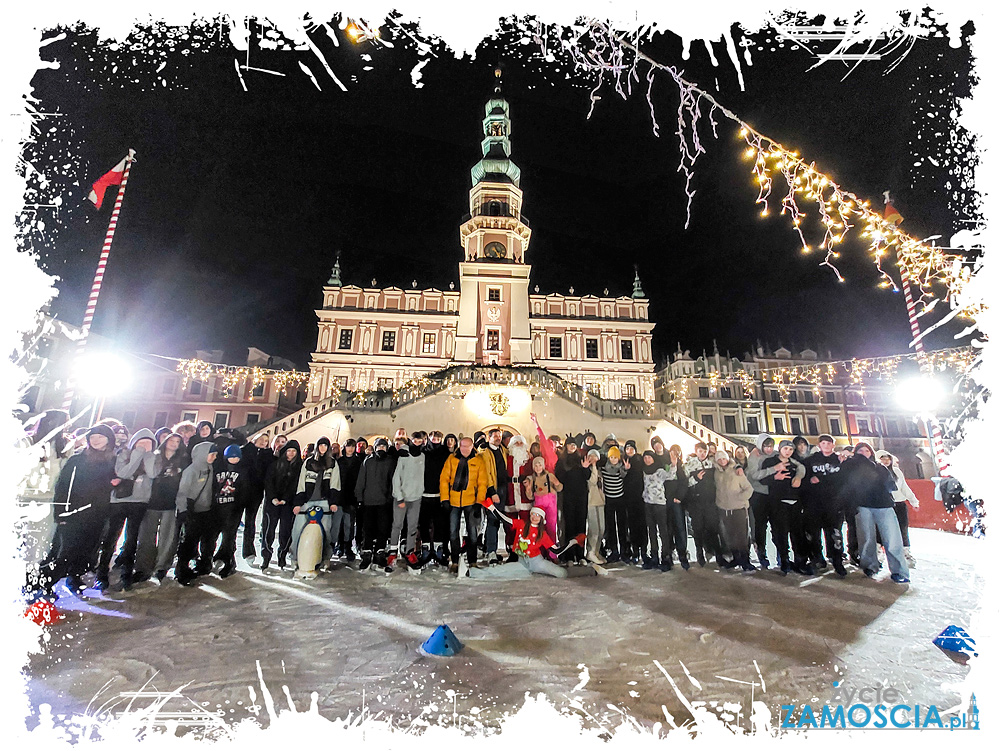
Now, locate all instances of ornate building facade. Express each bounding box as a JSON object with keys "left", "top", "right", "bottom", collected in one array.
[
  {"left": 654, "top": 343, "right": 943, "bottom": 478},
  {"left": 307, "top": 77, "right": 655, "bottom": 406}
]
